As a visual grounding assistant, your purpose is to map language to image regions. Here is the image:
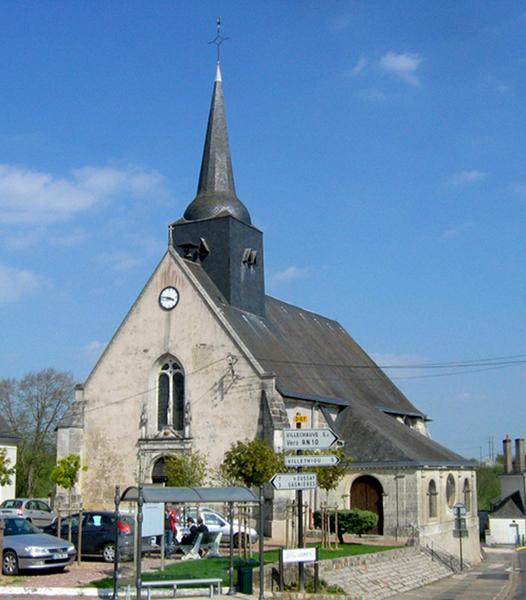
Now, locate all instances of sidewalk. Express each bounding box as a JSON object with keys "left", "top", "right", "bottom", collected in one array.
[{"left": 388, "top": 546, "right": 515, "bottom": 600}]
